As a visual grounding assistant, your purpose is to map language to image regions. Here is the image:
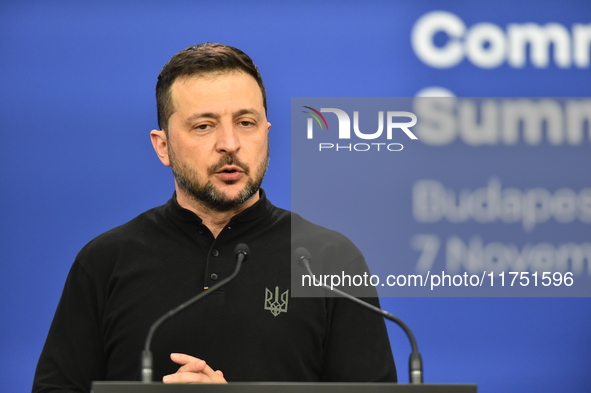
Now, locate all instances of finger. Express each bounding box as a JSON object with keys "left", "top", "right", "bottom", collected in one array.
[
  {"left": 170, "top": 353, "right": 203, "bottom": 366},
  {"left": 166, "top": 353, "right": 226, "bottom": 383},
  {"left": 170, "top": 353, "right": 207, "bottom": 374},
  {"left": 172, "top": 353, "right": 221, "bottom": 376}
]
